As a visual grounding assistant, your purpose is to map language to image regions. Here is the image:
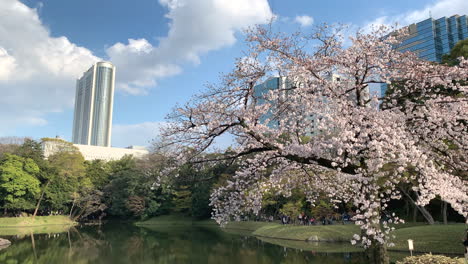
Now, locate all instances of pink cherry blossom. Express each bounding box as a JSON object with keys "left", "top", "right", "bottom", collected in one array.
[{"left": 159, "top": 24, "right": 468, "bottom": 249}]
